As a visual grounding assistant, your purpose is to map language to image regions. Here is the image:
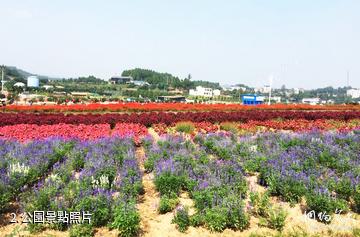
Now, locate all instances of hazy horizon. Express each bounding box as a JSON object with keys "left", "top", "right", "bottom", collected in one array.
[{"left": 1, "top": 0, "right": 359, "bottom": 89}]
